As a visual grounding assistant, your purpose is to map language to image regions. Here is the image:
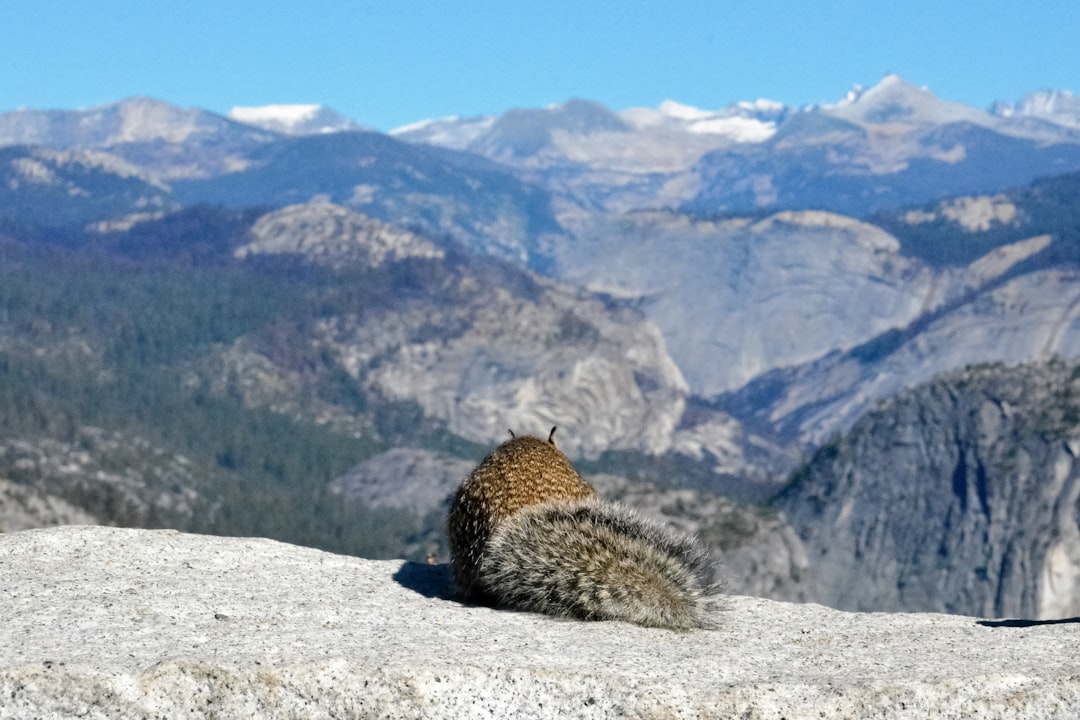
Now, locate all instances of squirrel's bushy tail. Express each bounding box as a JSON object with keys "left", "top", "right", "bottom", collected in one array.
[{"left": 477, "top": 497, "right": 723, "bottom": 630}]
